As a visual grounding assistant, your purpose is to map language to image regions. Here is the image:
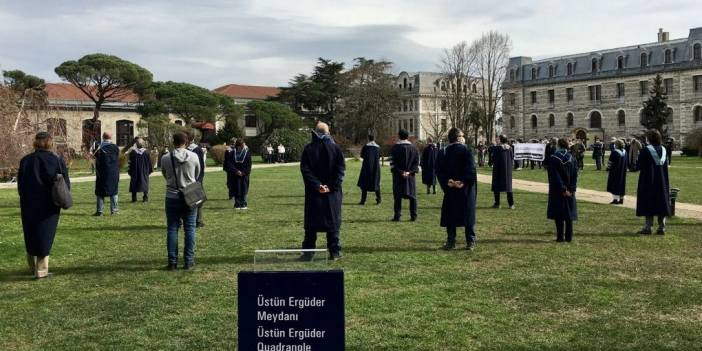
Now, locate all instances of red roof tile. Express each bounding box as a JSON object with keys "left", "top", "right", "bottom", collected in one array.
[
  {"left": 44, "top": 83, "right": 139, "bottom": 102},
  {"left": 213, "top": 84, "right": 280, "bottom": 100}
]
